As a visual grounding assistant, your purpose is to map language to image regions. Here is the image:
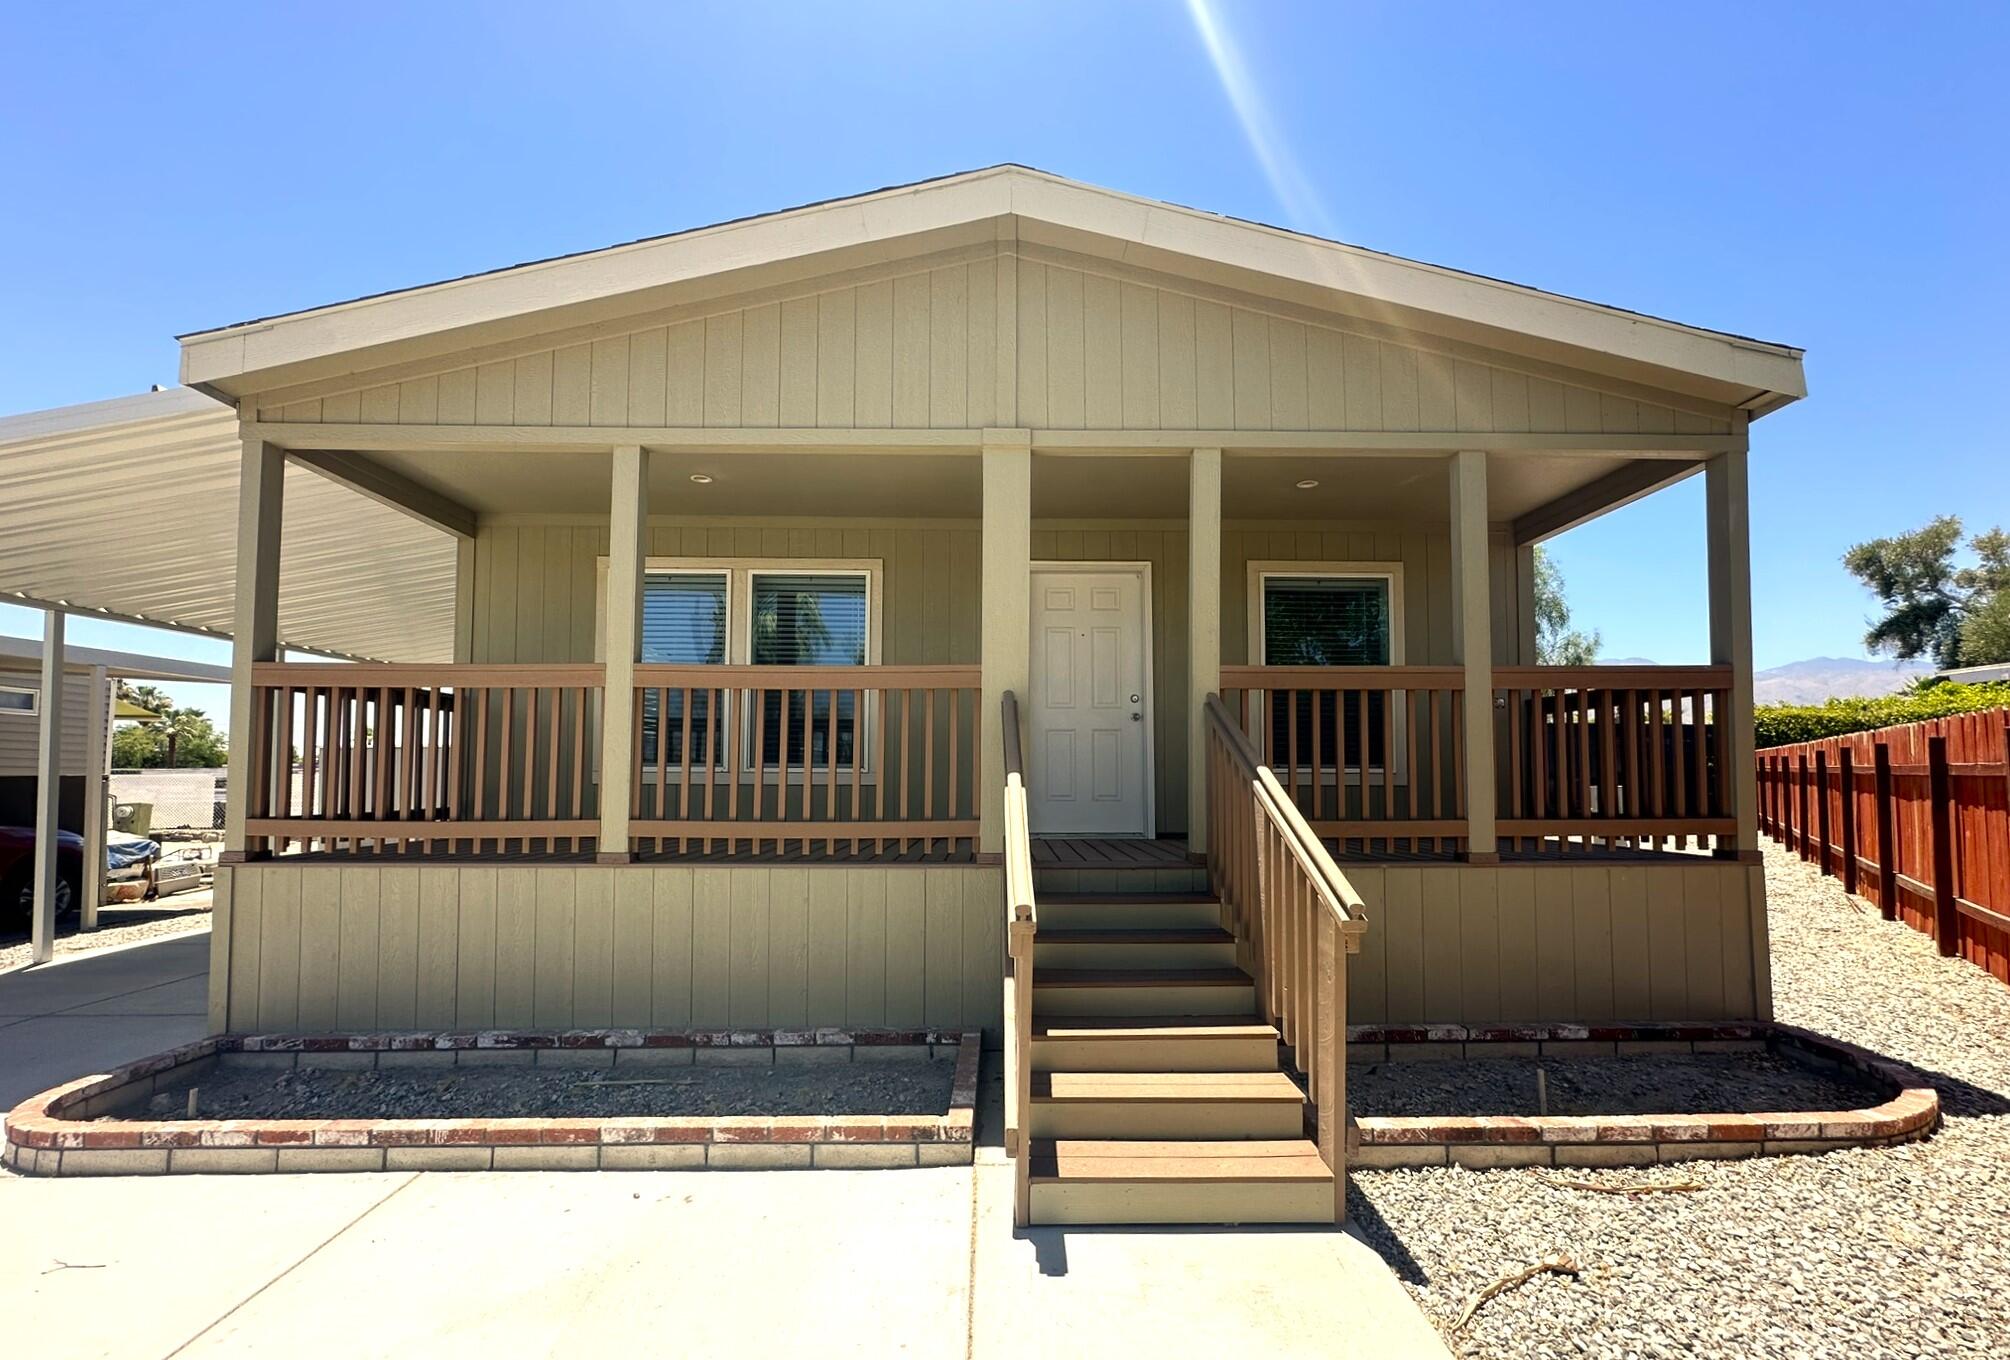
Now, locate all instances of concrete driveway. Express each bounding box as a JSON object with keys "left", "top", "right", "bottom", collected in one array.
[{"left": 0, "top": 932, "right": 209, "bottom": 1110}]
